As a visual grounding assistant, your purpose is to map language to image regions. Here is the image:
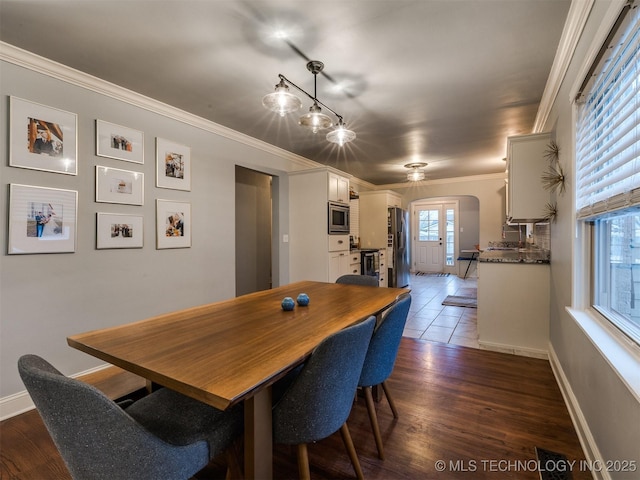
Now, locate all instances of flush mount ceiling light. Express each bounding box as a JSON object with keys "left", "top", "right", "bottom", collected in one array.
[
  {"left": 405, "top": 162, "right": 428, "bottom": 182},
  {"left": 262, "top": 60, "right": 356, "bottom": 145}
]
